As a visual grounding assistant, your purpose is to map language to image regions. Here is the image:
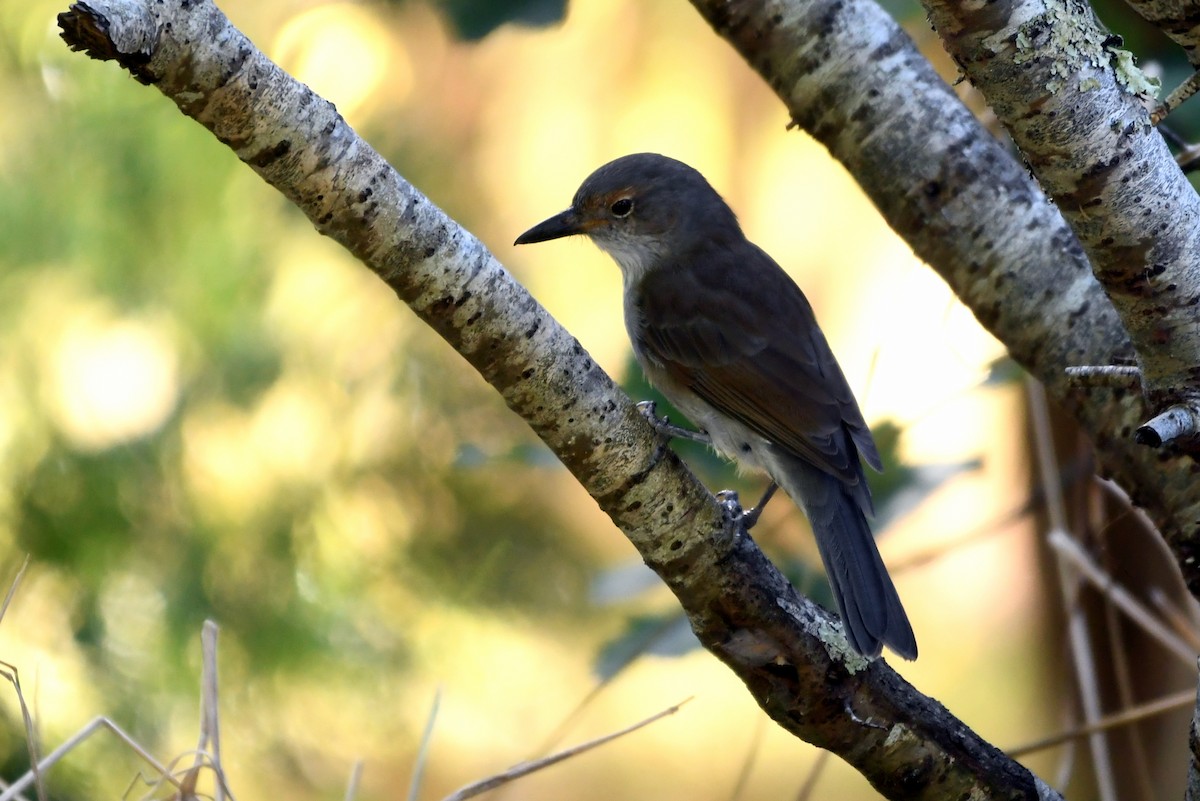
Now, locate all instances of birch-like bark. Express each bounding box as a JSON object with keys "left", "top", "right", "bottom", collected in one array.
[
  {"left": 688, "top": 0, "right": 1200, "bottom": 595},
  {"left": 1120, "top": 0, "right": 1200, "bottom": 118},
  {"left": 924, "top": 0, "right": 1200, "bottom": 442},
  {"left": 1124, "top": 0, "right": 1200, "bottom": 63},
  {"left": 57, "top": 0, "right": 1061, "bottom": 796}
]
